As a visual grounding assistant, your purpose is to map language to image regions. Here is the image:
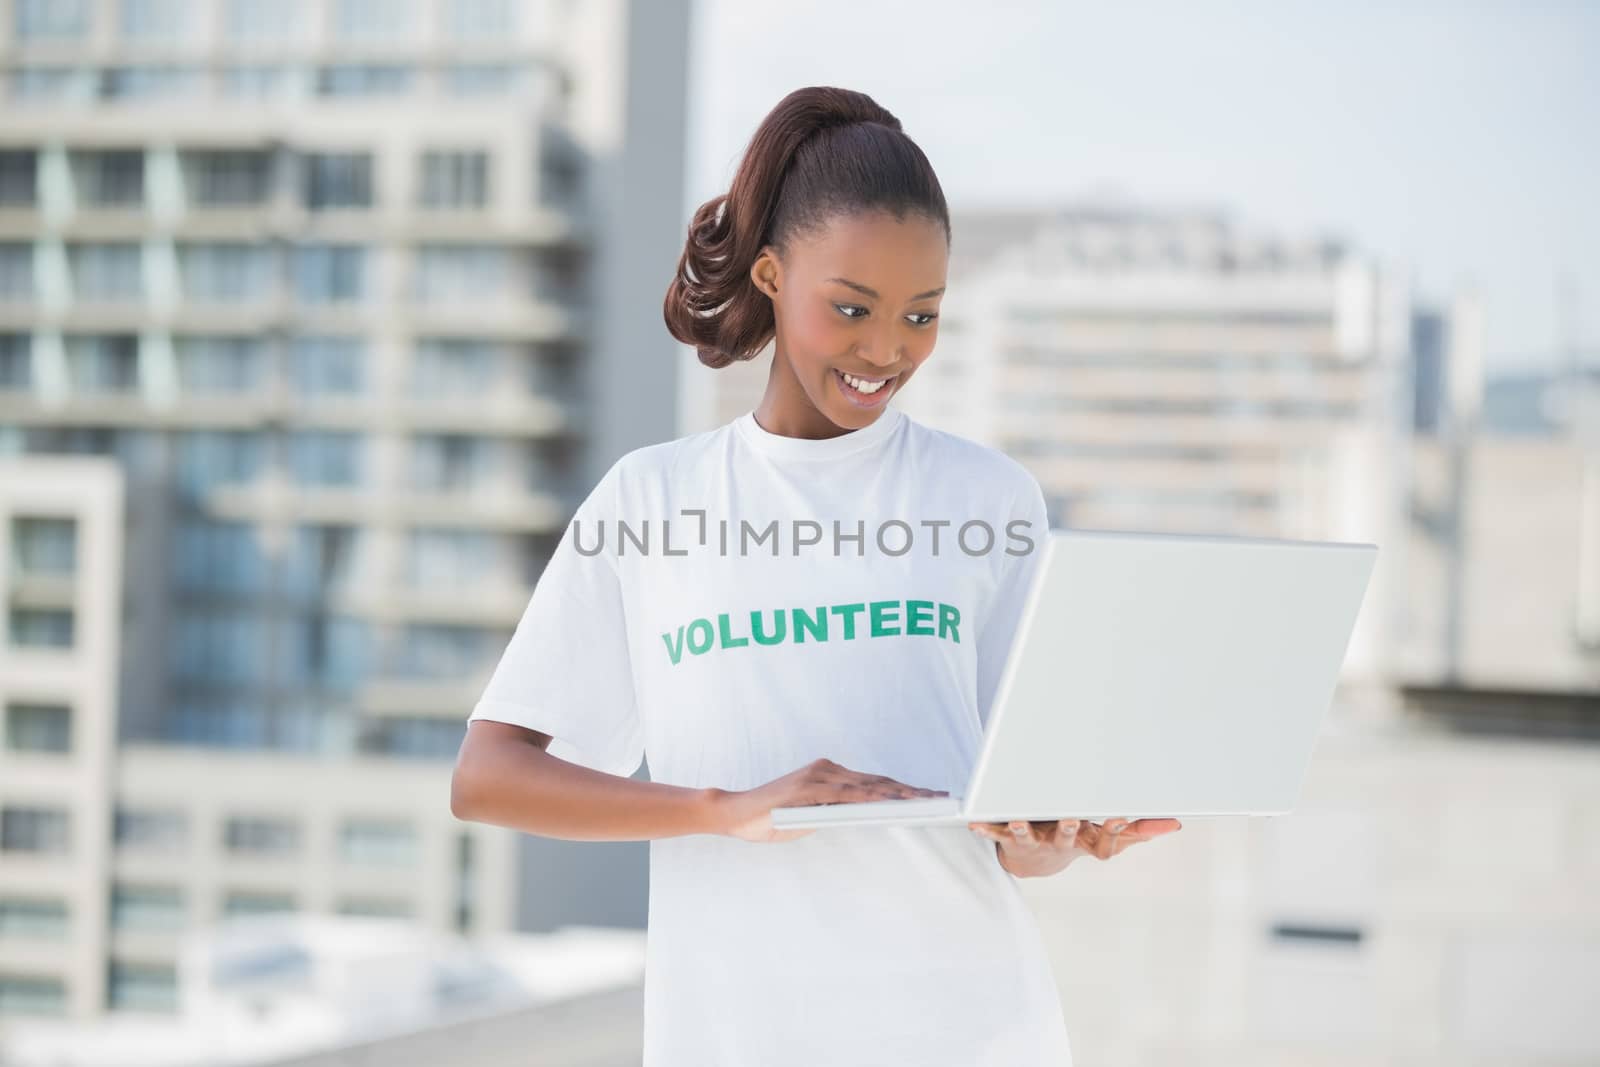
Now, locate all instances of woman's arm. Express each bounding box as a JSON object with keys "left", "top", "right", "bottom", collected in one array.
[{"left": 451, "top": 720, "right": 721, "bottom": 841}]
